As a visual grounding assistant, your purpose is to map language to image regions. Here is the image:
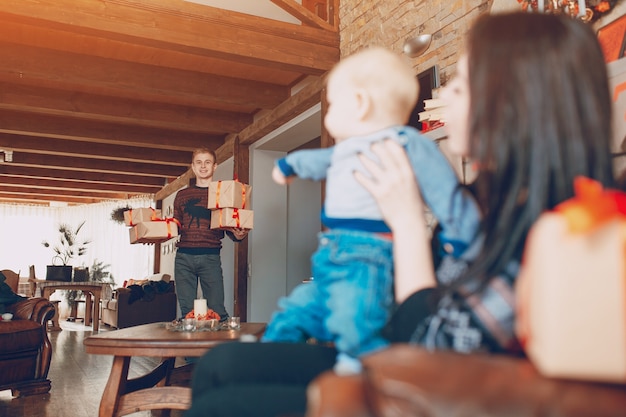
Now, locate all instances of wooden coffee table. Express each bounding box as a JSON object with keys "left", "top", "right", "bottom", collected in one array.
[{"left": 84, "top": 321, "right": 266, "bottom": 417}]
